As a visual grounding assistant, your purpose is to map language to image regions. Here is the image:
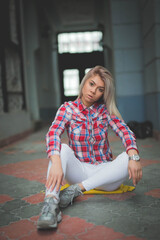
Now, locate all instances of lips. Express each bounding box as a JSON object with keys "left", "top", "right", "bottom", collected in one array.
[{"left": 88, "top": 94, "right": 93, "bottom": 99}]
